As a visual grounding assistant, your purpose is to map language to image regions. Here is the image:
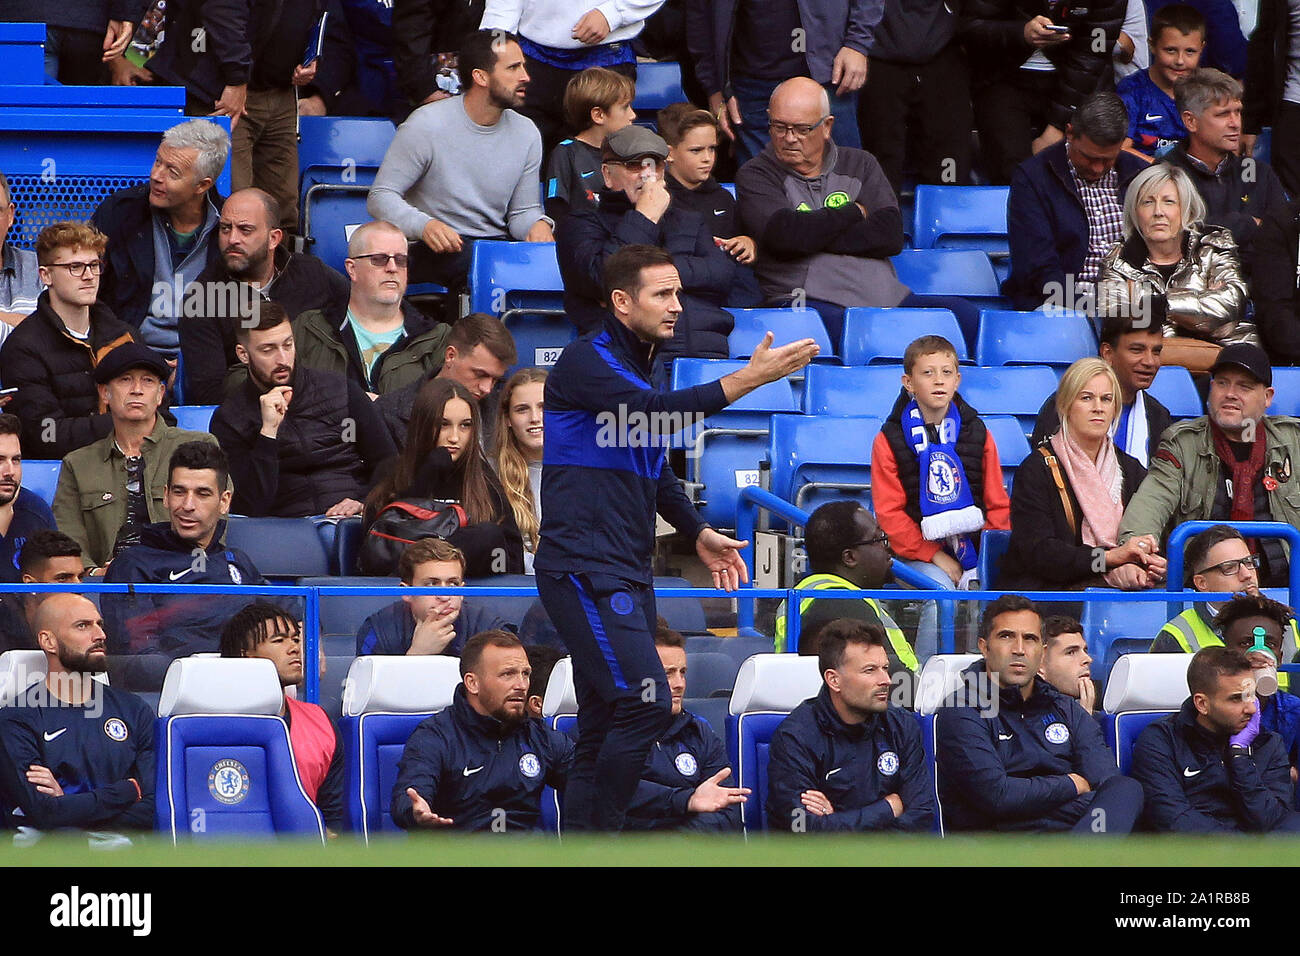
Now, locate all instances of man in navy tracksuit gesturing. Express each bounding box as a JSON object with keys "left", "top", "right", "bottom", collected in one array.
[
  {"left": 536, "top": 244, "right": 819, "bottom": 831},
  {"left": 936, "top": 595, "right": 1143, "bottom": 833},
  {"left": 766, "top": 619, "right": 935, "bottom": 833},
  {"left": 393, "top": 631, "right": 573, "bottom": 831}
]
